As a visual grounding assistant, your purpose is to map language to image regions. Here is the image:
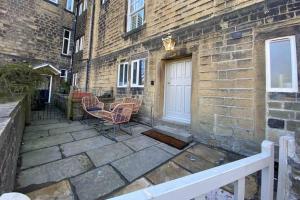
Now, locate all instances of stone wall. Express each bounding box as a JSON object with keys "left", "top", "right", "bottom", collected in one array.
[
  {"left": 0, "top": 97, "right": 28, "bottom": 193},
  {"left": 0, "top": 0, "right": 75, "bottom": 70},
  {"left": 81, "top": 0, "right": 300, "bottom": 158},
  {"left": 289, "top": 128, "right": 300, "bottom": 199}
]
